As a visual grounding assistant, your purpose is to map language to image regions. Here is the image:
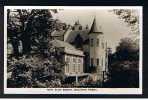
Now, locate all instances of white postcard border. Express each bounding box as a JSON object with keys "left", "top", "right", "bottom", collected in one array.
[{"left": 4, "top": 6, "right": 143, "bottom": 94}]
